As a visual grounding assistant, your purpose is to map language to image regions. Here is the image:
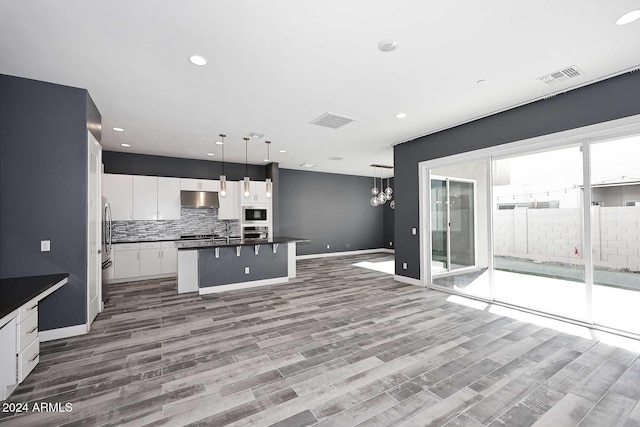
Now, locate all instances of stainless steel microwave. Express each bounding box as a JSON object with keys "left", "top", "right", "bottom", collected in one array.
[{"left": 242, "top": 206, "right": 269, "bottom": 224}]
